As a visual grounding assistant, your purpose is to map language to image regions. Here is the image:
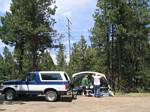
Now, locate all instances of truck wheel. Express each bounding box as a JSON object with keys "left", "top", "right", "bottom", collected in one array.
[
  {"left": 45, "top": 91, "right": 57, "bottom": 102},
  {"left": 5, "top": 89, "right": 16, "bottom": 101}
]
